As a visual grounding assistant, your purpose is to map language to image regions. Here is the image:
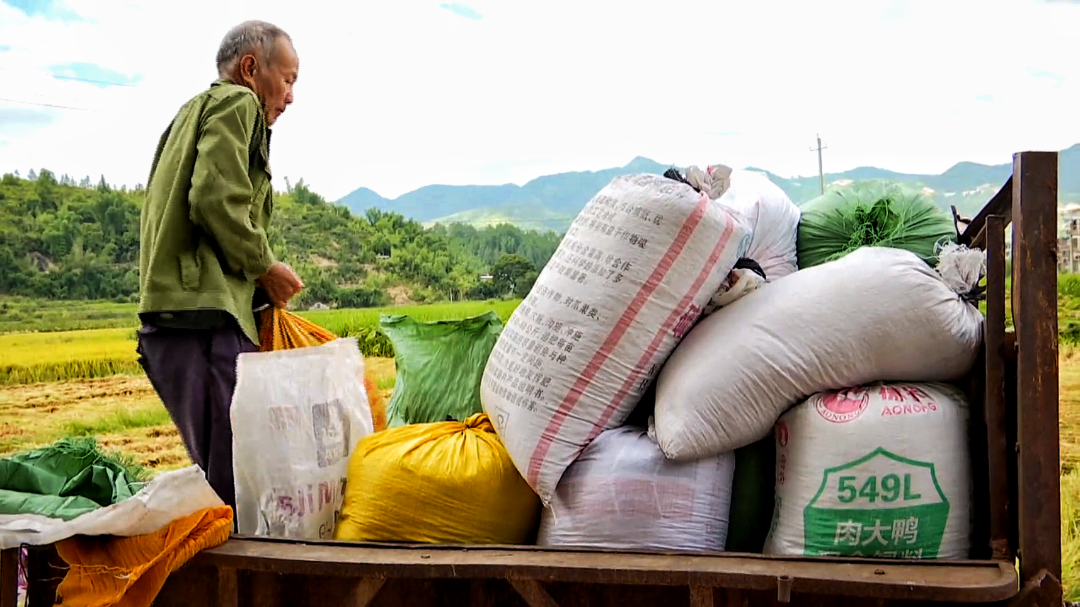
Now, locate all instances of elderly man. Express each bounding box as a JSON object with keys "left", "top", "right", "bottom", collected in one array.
[{"left": 136, "top": 20, "right": 303, "bottom": 513}]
